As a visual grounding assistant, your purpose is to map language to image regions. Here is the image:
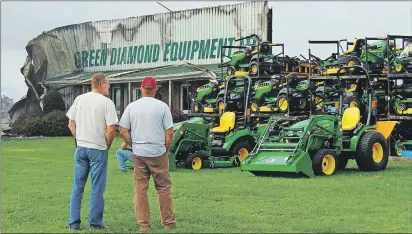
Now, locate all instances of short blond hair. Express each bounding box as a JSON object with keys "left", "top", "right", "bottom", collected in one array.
[{"left": 91, "top": 73, "right": 108, "bottom": 88}]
